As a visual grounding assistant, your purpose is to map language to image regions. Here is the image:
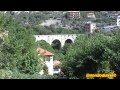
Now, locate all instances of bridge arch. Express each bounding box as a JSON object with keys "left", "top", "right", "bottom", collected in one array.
[
  {"left": 36, "top": 40, "right": 51, "bottom": 49},
  {"left": 37, "top": 40, "right": 48, "bottom": 43},
  {"left": 65, "top": 39, "right": 73, "bottom": 44},
  {"left": 51, "top": 39, "right": 61, "bottom": 50}
]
